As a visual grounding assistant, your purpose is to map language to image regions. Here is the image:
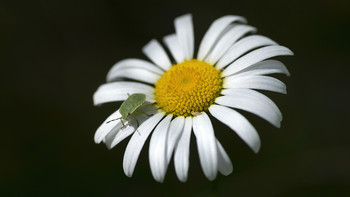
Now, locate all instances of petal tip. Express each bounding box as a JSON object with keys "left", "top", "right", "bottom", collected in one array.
[
  {"left": 123, "top": 165, "right": 133, "bottom": 178},
  {"left": 179, "top": 177, "right": 187, "bottom": 182},
  {"left": 106, "top": 143, "right": 113, "bottom": 150},
  {"left": 207, "top": 173, "right": 217, "bottom": 181},
  {"left": 155, "top": 177, "right": 165, "bottom": 183},
  {"left": 283, "top": 47, "right": 294, "bottom": 56},
  {"left": 276, "top": 121, "right": 281, "bottom": 128},
  {"left": 175, "top": 13, "right": 192, "bottom": 21},
  {"left": 94, "top": 133, "right": 102, "bottom": 144},
  {"left": 222, "top": 167, "right": 233, "bottom": 176},
  {"left": 253, "top": 143, "right": 261, "bottom": 154}
]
